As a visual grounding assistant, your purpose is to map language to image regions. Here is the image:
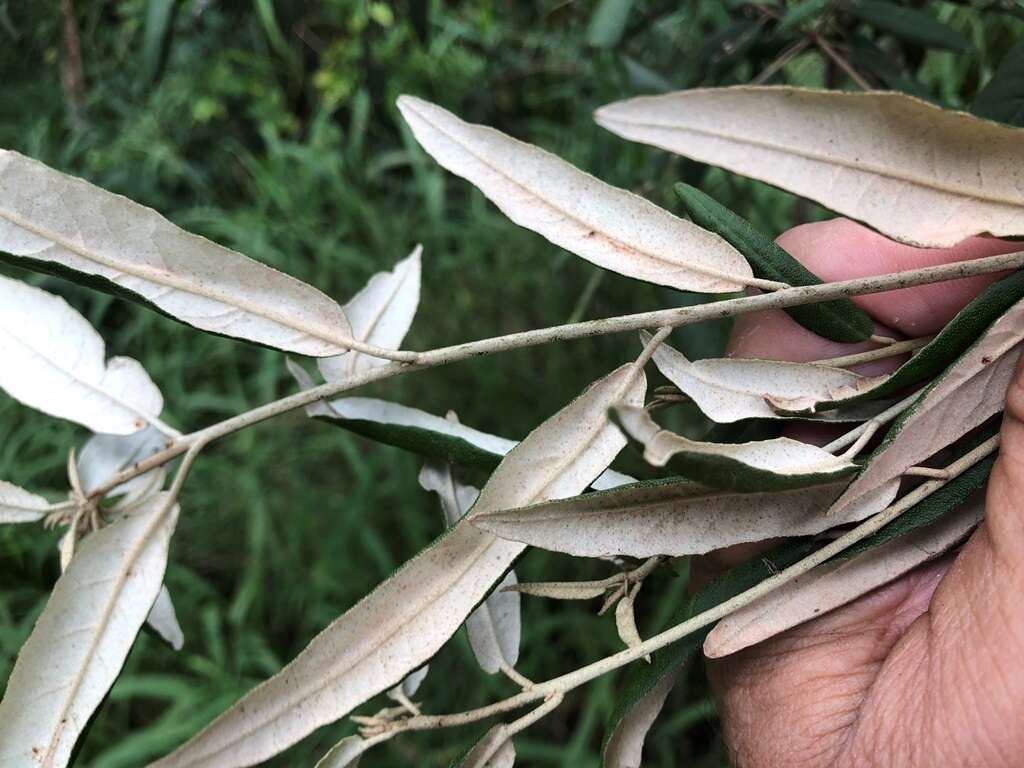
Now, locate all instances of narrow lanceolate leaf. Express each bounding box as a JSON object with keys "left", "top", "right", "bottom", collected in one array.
[
  {"left": 0, "top": 480, "right": 50, "bottom": 524},
  {"left": 830, "top": 298, "right": 1024, "bottom": 518},
  {"left": 773, "top": 270, "right": 1024, "bottom": 414},
  {"left": 0, "top": 494, "right": 179, "bottom": 767},
  {"left": 320, "top": 246, "right": 421, "bottom": 381},
  {"left": 420, "top": 460, "right": 521, "bottom": 674},
  {"left": 603, "top": 668, "right": 680, "bottom": 768},
  {"left": 0, "top": 150, "right": 354, "bottom": 356},
  {"left": 595, "top": 87, "right": 1024, "bottom": 248},
  {"left": 506, "top": 580, "right": 610, "bottom": 601},
  {"left": 396, "top": 95, "right": 760, "bottom": 293},
  {"left": 614, "top": 406, "right": 855, "bottom": 492},
  {"left": 476, "top": 476, "right": 899, "bottom": 559},
  {"left": 646, "top": 333, "right": 879, "bottom": 423},
  {"left": 673, "top": 183, "right": 873, "bottom": 343},
  {"left": 704, "top": 494, "right": 984, "bottom": 658},
  {"left": 154, "top": 365, "right": 646, "bottom": 768},
  {"left": 0, "top": 275, "right": 163, "bottom": 435}
]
